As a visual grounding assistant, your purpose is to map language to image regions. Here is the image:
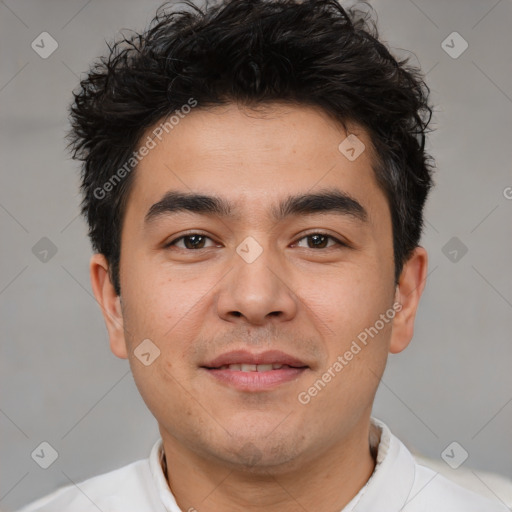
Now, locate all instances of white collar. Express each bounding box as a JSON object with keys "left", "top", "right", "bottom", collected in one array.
[
  {"left": 148, "top": 439, "right": 180, "bottom": 511},
  {"left": 344, "top": 417, "right": 416, "bottom": 511}
]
